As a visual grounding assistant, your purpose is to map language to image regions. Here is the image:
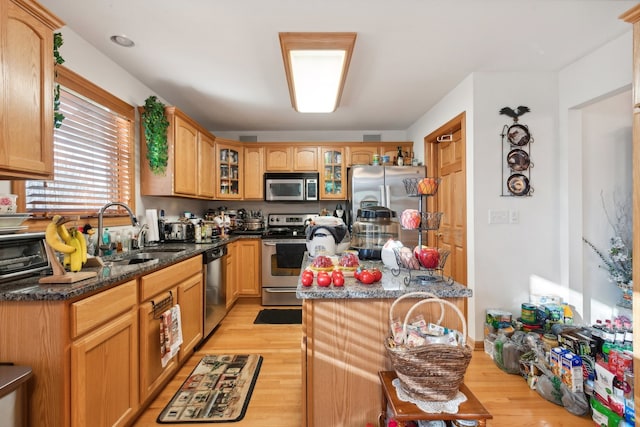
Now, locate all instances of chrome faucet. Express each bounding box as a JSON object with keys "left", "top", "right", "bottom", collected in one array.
[
  {"left": 97, "top": 202, "right": 139, "bottom": 256},
  {"left": 135, "top": 223, "right": 149, "bottom": 250}
]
